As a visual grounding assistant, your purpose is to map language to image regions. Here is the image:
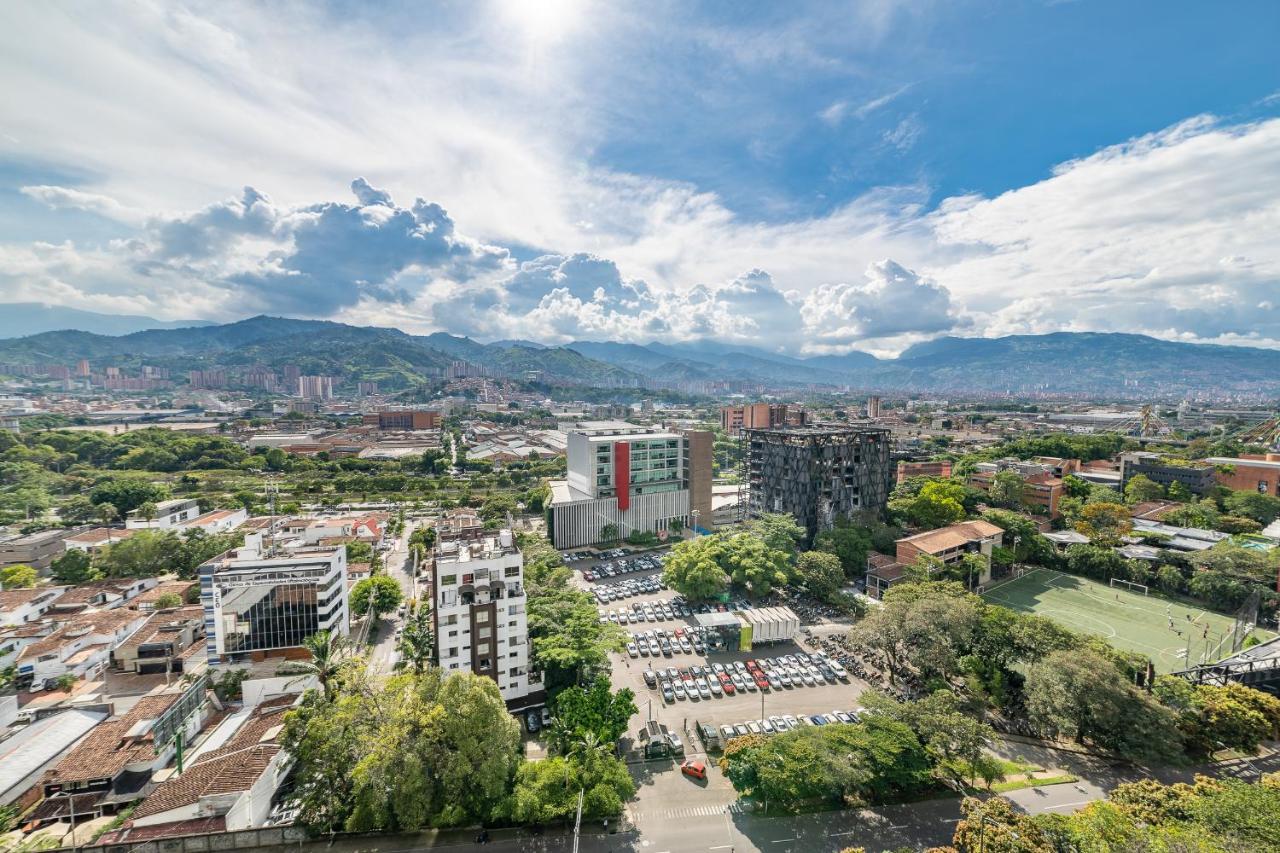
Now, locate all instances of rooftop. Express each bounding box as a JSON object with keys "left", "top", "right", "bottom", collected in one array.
[
  {"left": 46, "top": 691, "right": 187, "bottom": 786},
  {"left": 899, "top": 520, "right": 1005, "bottom": 553}
]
